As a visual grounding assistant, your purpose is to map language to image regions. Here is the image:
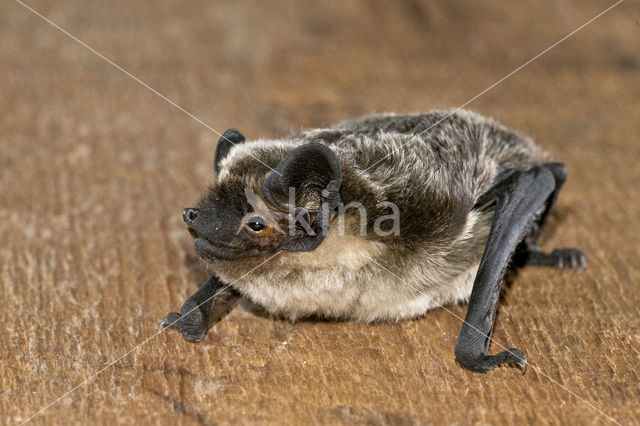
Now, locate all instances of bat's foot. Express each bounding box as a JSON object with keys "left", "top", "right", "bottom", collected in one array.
[
  {"left": 159, "top": 307, "right": 208, "bottom": 342},
  {"left": 549, "top": 248, "right": 587, "bottom": 269},
  {"left": 525, "top": 247, "right": 587, "bottom": 270},
  {"left": 455, "top": 347, "right": 527, "bottom": 374}
]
